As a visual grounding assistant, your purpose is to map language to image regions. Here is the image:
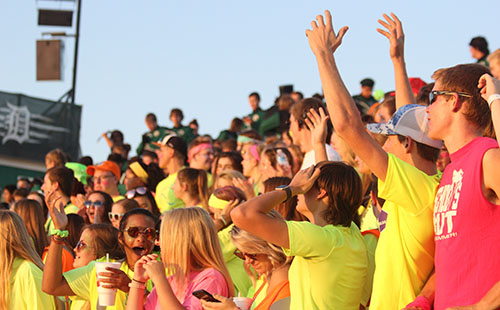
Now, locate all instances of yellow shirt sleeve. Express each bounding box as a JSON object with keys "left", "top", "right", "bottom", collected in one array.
[
  {"left": 64, "top": 260, "right": 95, "bottom": 301},
  {"left": 379, "top": 153, "right": 440, "bottom": 215},
  {"left": 283, "top": 221, "right": 340, "bottom": 261},
  {"left": 10, "top": 258, "right": 56, "bottom": 310}
]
